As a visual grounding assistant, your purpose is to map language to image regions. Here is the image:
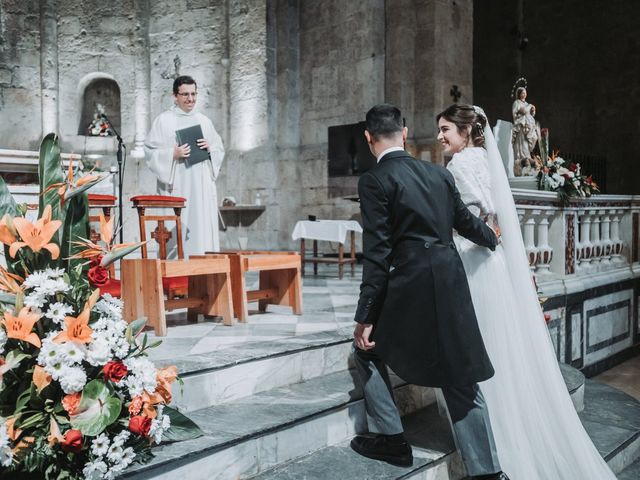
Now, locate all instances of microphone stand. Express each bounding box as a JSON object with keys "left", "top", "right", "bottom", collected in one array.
[{"left": 102, "top": 114, "right": 126, "bottom": 243}]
